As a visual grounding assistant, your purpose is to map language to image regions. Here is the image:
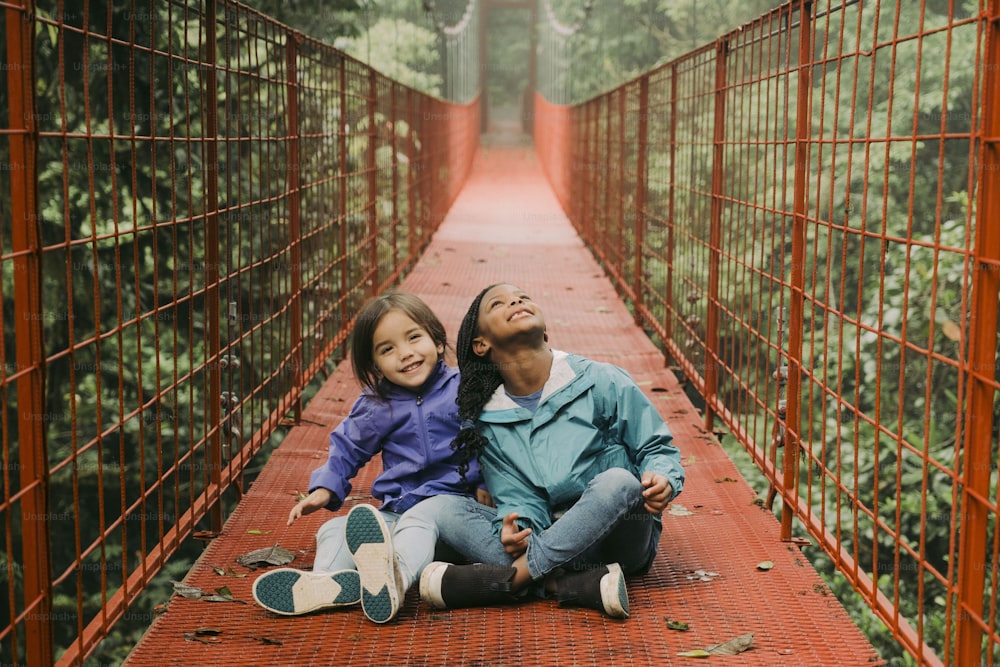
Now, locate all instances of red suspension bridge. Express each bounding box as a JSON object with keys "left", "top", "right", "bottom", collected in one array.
[{"left": 1, "top": 1, "right": 998, "bottom": 665}]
